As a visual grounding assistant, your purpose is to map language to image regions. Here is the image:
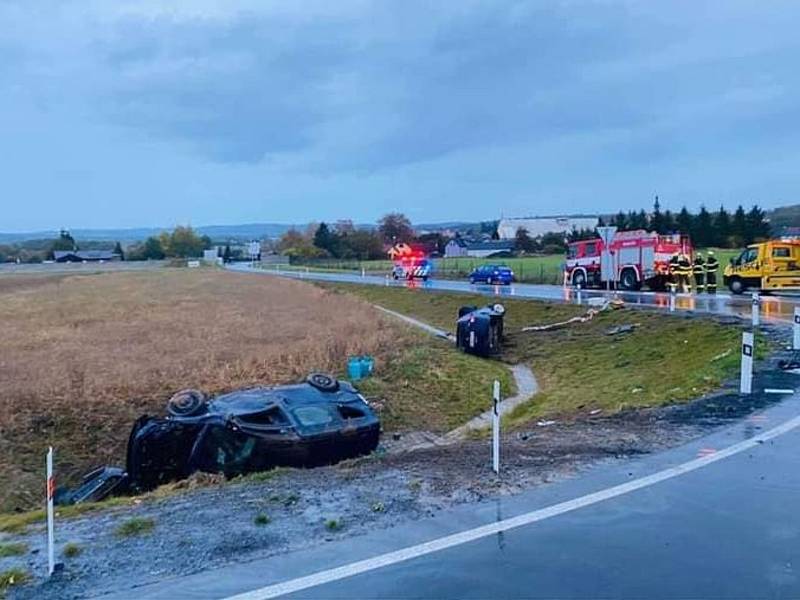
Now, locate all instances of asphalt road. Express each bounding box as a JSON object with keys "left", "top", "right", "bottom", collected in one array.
[
  {"left": 227, "top": 263, "right": 800, "bottom": 325},
  {"left": 98, "top": 389, "right": 800, "bottom": 600}
]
